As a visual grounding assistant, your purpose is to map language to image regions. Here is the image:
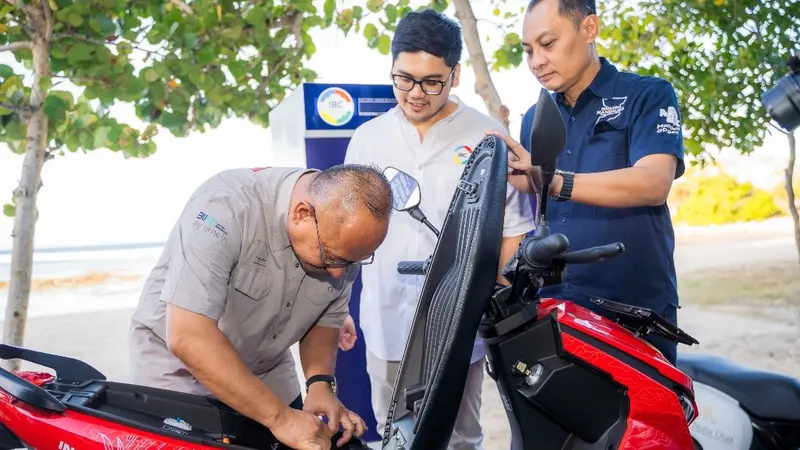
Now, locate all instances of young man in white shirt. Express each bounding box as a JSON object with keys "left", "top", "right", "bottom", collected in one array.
[{"left": 343, "top": 9, "right": 536, "bottom": 450}]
